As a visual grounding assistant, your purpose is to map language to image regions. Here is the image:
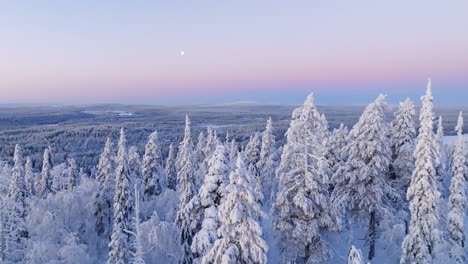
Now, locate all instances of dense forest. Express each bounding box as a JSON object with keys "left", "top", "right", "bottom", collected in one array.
[{"left": 0, "top": 80, "right": 466, "bottom": 263}]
